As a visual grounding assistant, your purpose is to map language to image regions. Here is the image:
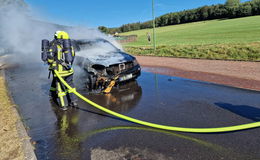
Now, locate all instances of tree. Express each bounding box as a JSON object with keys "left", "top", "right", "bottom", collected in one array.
[
  {"left": 170, "top": 14, "right": 180, "bottom": 25},
  {"left": 237, "top": 3, "right": 252, "bottom": 16},
  {"left": 226, "top": 6, "right": 239, "bottom": 18},
  {"left": 200, "top": 6, "right": 209, "bottom": 20},
  {"left": 98, "top": 26, "right": 108, "bottom": 33},
  {"left": 251, "top": 0, "right": 260, "bottom": 15},
  {"left": 225, "top": 0, "right": 240, "bottom": 7}
]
